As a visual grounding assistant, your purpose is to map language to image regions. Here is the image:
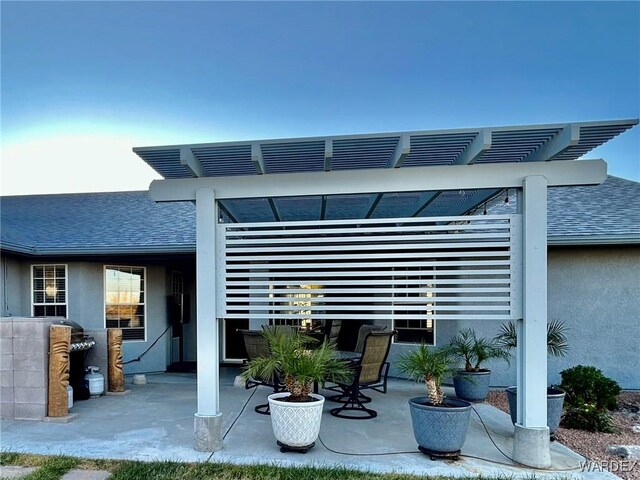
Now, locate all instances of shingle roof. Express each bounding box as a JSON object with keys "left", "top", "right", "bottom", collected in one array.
[
  {"left": 547, "top": 176, "right": 640, "bottom": 244},
  {"left": 0, "top": 191, "right": 196, "bottom": 255},
  {"left": 482, "top": 175, "right": 640, "bottom": 244},
  {"left": 1, "top": 176, "right": 638, "bottom": 256}
]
